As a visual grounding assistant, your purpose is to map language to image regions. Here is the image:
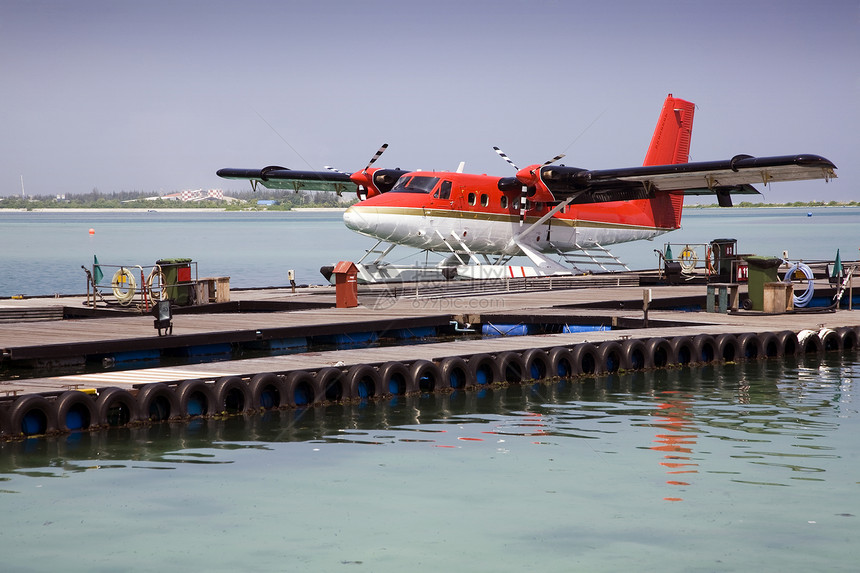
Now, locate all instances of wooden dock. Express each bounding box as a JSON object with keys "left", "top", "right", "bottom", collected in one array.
[{"left": 1, "top": 278, "right": 858, "bottom": 438}]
